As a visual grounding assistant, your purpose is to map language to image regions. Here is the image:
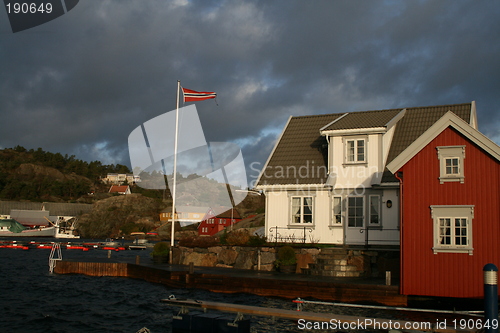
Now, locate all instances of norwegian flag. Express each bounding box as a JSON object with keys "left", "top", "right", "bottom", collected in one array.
[{"left": 182, "top": 87, "right": 217, "bottom": 103}]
